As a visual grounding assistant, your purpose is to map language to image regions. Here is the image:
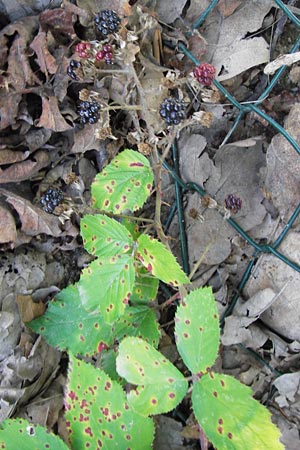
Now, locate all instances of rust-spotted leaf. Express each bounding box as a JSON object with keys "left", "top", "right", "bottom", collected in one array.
[
  {"left": 81, "top": 214, "right": 133, "bottom": 257},
  {"left": 113, "top": 305, "right": 160, "bottom": 348},
  {"left": 175, "top": 287, "right": 220, "bottom": 374},
  {"left": 136, "top": 234, "right": 189, "bottom": 287},
  {"left": 130, "top": 267, "right": 159, "bottom": 305},
  {"left": 28, "top": 284, "right": 113, "bottom": 357},
  {"left": 78, "top": 254, "right": 135, "bottom": 323},
  {"left": 91, "top": 149, "right": 153, "bottom": 213},
  {"left": 0, "top": 418, "right": 68, "bottom": 449},
  {"left": 192, "top": 372, "right": 284, "bottom": 450},
  {"left": 66, "top": 353, "right": 154, "bottom": 449},
  {"left": 116, "top": 337, "right": 188, "bottom": 416}
]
